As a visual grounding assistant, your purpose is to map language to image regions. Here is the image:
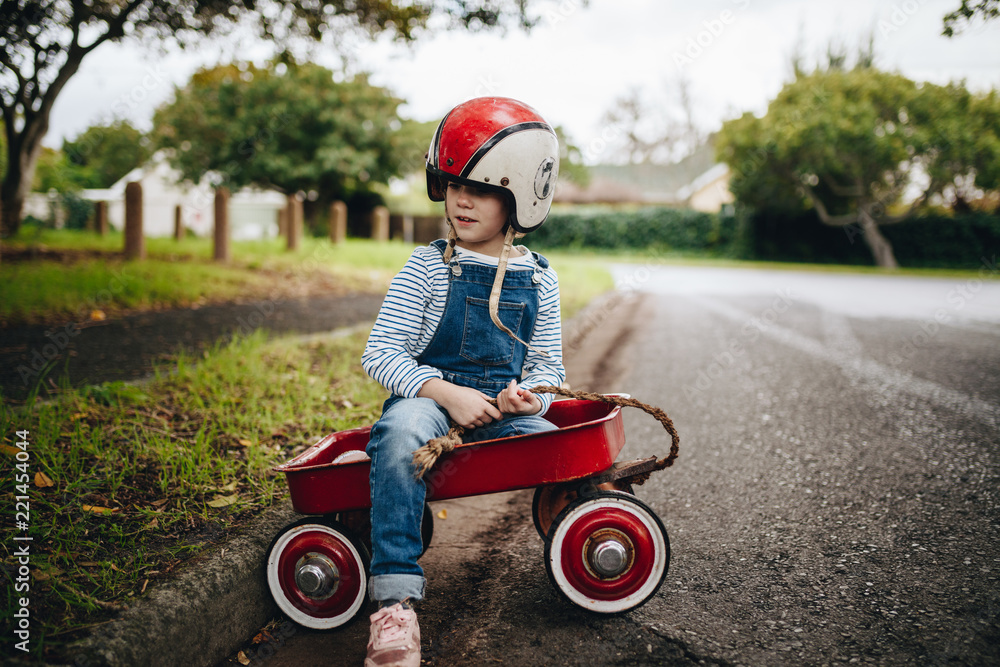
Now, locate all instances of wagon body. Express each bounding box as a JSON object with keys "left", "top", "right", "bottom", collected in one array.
[{"left": 275, "top": 398, "right": 626, "bottom": 515}]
